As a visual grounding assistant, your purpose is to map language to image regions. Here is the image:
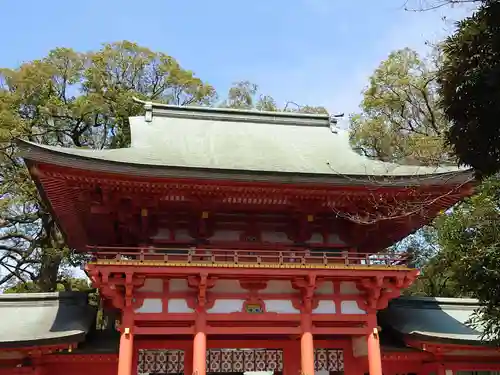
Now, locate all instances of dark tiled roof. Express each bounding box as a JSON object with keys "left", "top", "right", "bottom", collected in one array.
[
  {"left": 0, "top": 292, "right": 96, "bottom": 348},
  {"left": 379, "top": 296, "right": 485, "bottom": 345}
]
